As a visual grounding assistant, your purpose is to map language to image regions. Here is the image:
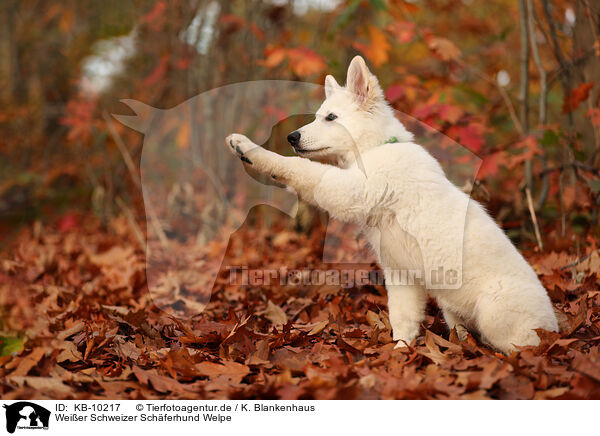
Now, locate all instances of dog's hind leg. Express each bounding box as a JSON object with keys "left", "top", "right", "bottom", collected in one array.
[{"left": 441, "top": 307, "right": 468, "bottom": 341}]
